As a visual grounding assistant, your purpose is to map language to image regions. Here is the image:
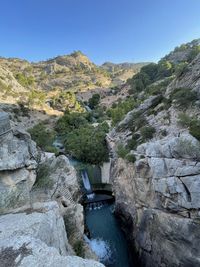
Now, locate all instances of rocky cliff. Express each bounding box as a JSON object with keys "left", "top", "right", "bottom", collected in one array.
[
  {"left": 0, "top": 121, "right": 104, "bottom": 267},
  {"left": 107, "top": 45, "right": 200, "bottom": 266}
]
